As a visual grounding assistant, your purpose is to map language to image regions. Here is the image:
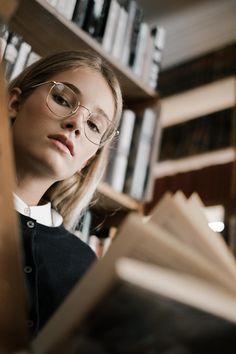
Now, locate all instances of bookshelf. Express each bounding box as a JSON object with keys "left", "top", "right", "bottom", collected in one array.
[
  {"left": 9, "top": 0, "right": 158, "bottom": 101},
  {"left": 97, "top": 182, "right": 140, "bottom": 212},
  {"left": 156, "top": 76, "right": 236, "bottom": 175},
  {"left": 154, "top": 147, "right": 236, "bottom": 179},
  {"left": 3, "top": 3, "right": 236, "bottom": 352},
  {"left": 7, "top": 0, "right": 160, "bottom": 217},
  {"left": 150, "top": 74, "right": 236, "bottom": 213},
  {"left": 0, "top": 0, "right": 18, "bottom": 19},
  {"left": 160, "top": 76, "right": 236, "bottom": 128},
  {"left": 94, "top": 183, "right": 142, "bottom": 227}
]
